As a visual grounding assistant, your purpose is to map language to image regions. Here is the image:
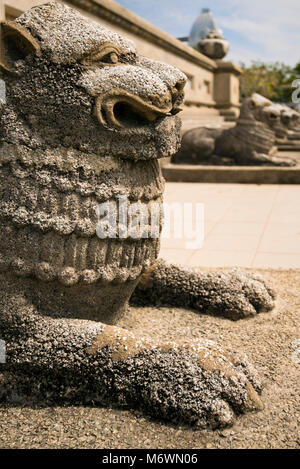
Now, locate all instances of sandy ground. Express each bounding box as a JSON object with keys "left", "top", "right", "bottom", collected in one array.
[{"left": 0, "top": 268, "right": 299, "bottom": 449}]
